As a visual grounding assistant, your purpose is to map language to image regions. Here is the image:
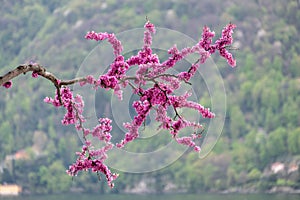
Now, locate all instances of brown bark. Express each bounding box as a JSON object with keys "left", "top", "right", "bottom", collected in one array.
[{"left": 0, "top": 63, "right": 86, "bottom": 103}]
